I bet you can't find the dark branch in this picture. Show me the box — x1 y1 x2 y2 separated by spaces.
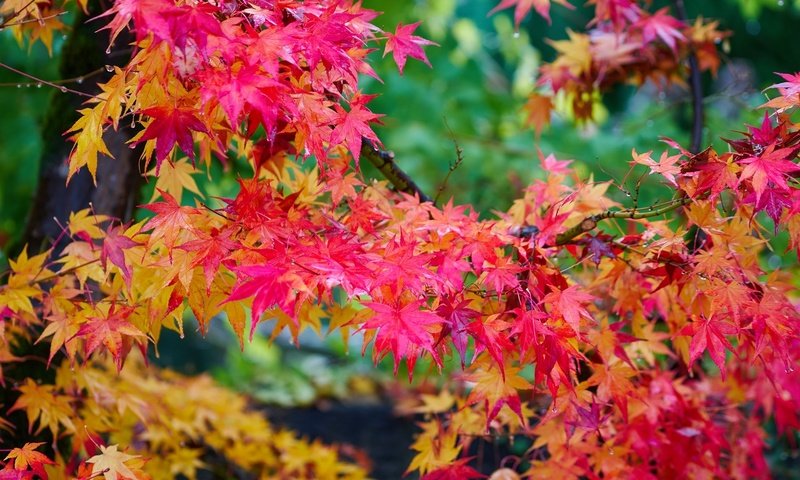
361 137 432 203
671 0 704 154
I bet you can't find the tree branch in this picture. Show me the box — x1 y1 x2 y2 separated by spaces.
554 196 692 245
361 137 432 203
671 0 704 154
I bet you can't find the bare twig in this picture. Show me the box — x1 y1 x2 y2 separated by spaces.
0 61 94 98
361 137 432 203
0 10 67 29
434 123 465 206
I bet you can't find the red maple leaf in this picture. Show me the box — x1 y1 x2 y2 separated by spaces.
141 190 200 249
636 8 685 52
436 297 480 367
74 304 147 371
134 105 207 172
543 285 595 334
490 0 574 27
227 256 299 341
100 224 141 285
330 93 383 164
421 459 484 480
383 22 438 74
680 315 737 379
737 143 800 203
362 296 441 376
178 227 238 291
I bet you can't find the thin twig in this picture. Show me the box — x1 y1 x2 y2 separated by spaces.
0 66 105 87
0 0 38 29
0 61 94 98
671 0 704 153
0 10 67 29
434 122 465 206
361 137 431 203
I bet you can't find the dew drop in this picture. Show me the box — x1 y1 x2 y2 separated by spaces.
179 332 185 339
786 365 795 373
609 448 615 456
106 46 112 54
76 77 84 84
105 65 114 72
513 31 520 39
131 118 136 129
778 0 785 6
60 86 68 93
36 83 42 88
551 406 558 413
16 84 21 88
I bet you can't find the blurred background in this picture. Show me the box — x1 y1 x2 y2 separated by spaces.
2 0 799 477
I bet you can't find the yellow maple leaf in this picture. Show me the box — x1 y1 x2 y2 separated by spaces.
148 158 202 202
66 105 113 183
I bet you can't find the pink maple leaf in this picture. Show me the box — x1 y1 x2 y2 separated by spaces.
383 22 438 74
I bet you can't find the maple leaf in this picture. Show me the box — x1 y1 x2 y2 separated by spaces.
737 143 800 203
637 8 685 52
522 93 554 136
8 379 75 437
134 105 207 172
466 358 531 428
66 105 113 183
631 149 682 185
543 285 595 334
74 304 147 371
227 261 301 340
692 151 740 201
100 224 141 285
178 227 238 291
362 296 442 376
383 22 438 74
407 420 462 475
141 190 200 249
436 298 480 367
771 71 800 99
578 233 618 265
467 314 514 372
679 315 737 379
490 0 574 27
422 458 485 480
4 442 54 478
330 93 383 164
86 444 143 480
148 157 202 202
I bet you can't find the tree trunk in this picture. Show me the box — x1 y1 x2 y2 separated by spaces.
23 0 142 254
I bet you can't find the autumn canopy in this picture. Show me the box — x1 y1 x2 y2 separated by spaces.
1 0 800 478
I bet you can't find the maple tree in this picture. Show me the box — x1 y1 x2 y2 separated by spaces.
1 0 800 479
